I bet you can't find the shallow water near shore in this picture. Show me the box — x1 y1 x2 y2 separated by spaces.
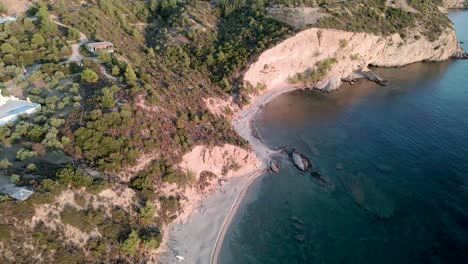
219 11 468 264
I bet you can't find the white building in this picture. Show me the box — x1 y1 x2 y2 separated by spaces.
0 183 34 201
85 41 114 54
0 15 17 24
0 94 41 126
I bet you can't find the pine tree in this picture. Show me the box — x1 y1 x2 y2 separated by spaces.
124 65 137 84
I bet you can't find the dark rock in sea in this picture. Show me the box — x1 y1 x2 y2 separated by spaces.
359 70 390 86
311 171 322 179
290 150 312 172
452 51 468 60
269 159 280 173
310 171 335 190
375 79 390 86
276 147 288 154
341 77 356 85
311 171 327 183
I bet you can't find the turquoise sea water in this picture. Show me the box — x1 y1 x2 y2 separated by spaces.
219 11 468 264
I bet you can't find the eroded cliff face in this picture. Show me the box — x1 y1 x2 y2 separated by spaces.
178 144 261 179
244 27 461 91
164 144 261 225
444 0 466 9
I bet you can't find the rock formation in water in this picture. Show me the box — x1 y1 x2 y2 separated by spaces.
269 159 280 173
291 150 312 172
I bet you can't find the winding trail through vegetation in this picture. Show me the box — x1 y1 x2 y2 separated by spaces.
50 15 88 63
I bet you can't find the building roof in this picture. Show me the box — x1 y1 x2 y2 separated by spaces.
0 99 41 121
86 41 114 49
0 16 17 24
0 183 34 201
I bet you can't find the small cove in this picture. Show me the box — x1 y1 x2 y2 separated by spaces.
218 11 468 264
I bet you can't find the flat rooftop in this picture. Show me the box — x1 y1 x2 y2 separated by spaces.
0 99 41 125
0 16 17 24
0 183 34 201
86 41 114 48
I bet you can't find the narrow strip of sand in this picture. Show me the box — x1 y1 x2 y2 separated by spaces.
160 83 295 264
210 84 296 264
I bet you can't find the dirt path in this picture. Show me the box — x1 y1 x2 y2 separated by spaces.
50 16 117 81
50 15 88 63
88 58 117 81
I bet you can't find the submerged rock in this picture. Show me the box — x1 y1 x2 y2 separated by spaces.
292 222 305 231
311 171 335 190
336 163 344 170
290 216 304 225
294 234 305 243
311 171 324 181
269 159 280 173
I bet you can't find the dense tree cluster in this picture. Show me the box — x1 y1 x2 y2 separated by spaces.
0 6 70 82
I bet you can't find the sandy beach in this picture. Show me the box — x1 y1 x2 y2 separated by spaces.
159 83 295 264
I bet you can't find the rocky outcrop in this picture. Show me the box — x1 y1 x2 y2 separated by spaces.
443 0 466 9
453 50 468 59
244 27 462 92
291 150 312 172
269 159 280 173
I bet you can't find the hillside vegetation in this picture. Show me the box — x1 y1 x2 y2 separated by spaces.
0 0 459 262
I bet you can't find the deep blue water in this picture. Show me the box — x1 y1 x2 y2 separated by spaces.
219 11 468 264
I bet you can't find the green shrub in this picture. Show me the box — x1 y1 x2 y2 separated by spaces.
120 230 141 257
10 174 20 185
26 163 38 172
56 165 93 189
81 69 99 84
16 149 38 161
0 159 12 170
138 201 156 225
289 58 337 85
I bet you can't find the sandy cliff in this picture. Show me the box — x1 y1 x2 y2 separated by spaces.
178 144 261 179
161 144 261 226
244 27 461 92
444 0 466 9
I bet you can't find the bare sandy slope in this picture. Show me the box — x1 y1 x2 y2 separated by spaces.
1 0 31 15
178 144 262 179
443 0 466 8
267 7 329 29
386 0 419 13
